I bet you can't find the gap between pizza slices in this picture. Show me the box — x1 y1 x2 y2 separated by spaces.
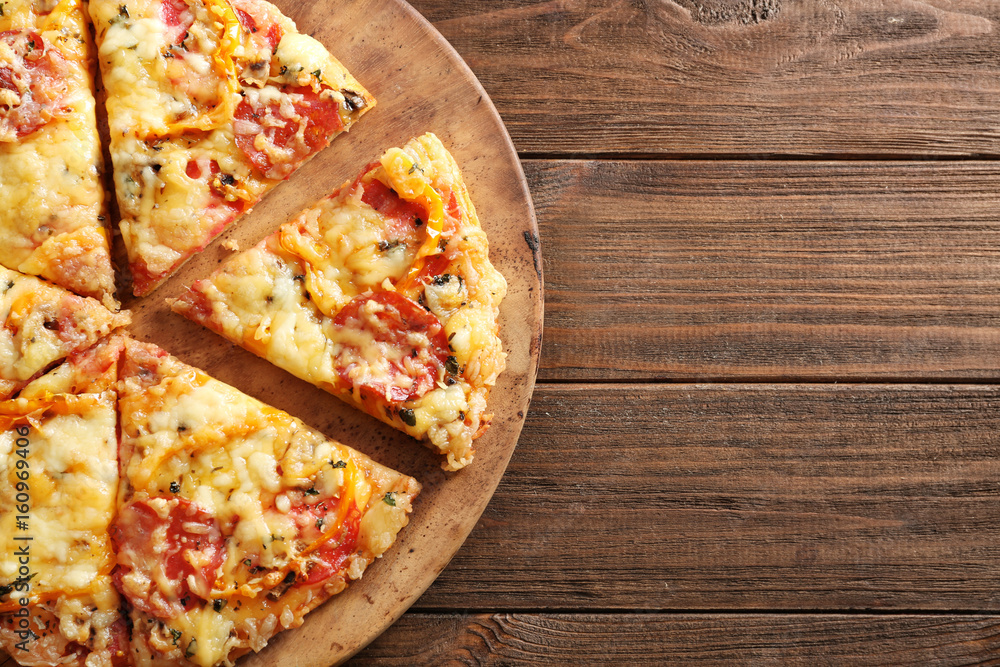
0 0 118 310
171 133 508 470
90 0 375 296
0 331 419 667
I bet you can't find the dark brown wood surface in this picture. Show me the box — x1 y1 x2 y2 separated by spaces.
529 160 1000 381
411 0 1000 158
347 0 1000 664
358 614 1000 665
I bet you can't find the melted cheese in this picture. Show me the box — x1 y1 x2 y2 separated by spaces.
172 134 507 469
0 266 130 399
117 339 418 667
89 0 374 293
0 0 116 307
0 390 122 664
0 395 117 595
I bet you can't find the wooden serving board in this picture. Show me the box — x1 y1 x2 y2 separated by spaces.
132 1 542 664
0 0 540 665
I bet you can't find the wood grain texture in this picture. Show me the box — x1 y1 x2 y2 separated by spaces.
527 159 1000 381
415 384 1000 611
408 0 1000 156
349 613 1000 665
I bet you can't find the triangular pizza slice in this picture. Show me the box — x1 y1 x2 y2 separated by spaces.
0 0 118 308
0 337 127 667
113 338 419 665
90 0 375 295
0 266 130 400
171 133 507 470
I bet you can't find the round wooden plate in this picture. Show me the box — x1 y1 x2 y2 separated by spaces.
122 0 541 664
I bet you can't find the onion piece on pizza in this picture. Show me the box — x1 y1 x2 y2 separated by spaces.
170 133 508 470
89 0 375 295
113 337 419 666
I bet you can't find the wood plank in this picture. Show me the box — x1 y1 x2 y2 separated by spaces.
349 613 1000 665
526 160 1000 381
415 384 1000 611
410 0 1000 156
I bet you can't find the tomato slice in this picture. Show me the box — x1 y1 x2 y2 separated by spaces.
185 158 245 215
0 31 65 139
0 68 15 92
301 504 361 585
264 23 283 51
286 495 343 542
234 7 282 52
411 252 453 287
161 0 194 45
332 291 449 404
234 7 257 33
110 497 225 619
127 254 160 298
233 86 344 180
361 178 430 242
107 618 132 667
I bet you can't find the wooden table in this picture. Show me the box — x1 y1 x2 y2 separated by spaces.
348 1 1000 663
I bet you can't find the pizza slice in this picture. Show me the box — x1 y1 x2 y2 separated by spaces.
0 266 130 400
89 0 375 296
171 133 507 470
113 338 419 666
0 0 118 309
0 338 127 667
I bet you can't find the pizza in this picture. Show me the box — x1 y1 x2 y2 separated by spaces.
0 334 419 667
0 336 127 667
0 266 130 401
113 338 420 666
0 0 118 309
1 0 513 660
170 133 507 470
89 0 375 295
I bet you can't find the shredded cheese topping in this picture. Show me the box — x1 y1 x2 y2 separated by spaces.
172 133 507 470
116 340 418 666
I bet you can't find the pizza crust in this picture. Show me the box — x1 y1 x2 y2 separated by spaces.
172 133 507 470
0 0 117 309
114 337 419 666
90 0 375 295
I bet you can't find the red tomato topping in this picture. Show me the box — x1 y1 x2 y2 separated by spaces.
234 7 281 50
184 159 243 213
446 190 462 220
110 497 225 619
128 254 160 297
184 158 218 180
361 178 430 241
0 31 65 139
0 68 15 92
233 86 344 180
234 7 258 33
302 504 361 585
333 291 449 404
412 252 452 286
264 23 283 51
172 286 217 328
161 0 194 44
107 618 131 667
